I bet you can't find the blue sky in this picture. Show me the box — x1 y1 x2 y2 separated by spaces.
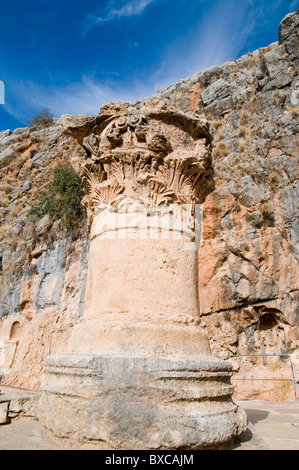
0 0 297 131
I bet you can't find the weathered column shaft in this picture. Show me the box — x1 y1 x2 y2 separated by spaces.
84 238 200 323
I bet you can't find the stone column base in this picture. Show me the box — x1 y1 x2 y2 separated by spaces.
38 354 247 449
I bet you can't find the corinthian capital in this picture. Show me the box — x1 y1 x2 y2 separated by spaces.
61 98 214 231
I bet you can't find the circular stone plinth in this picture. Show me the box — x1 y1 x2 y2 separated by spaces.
38 354 247 450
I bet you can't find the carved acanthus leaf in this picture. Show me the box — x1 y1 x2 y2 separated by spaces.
81 164 106 194
147 157 205 206
80 164 125 225
93 183 125 211
148 179 175 206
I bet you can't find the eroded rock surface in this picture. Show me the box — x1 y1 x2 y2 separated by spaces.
158 11 299 369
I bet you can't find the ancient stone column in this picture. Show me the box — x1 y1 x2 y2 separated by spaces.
38 98 246 449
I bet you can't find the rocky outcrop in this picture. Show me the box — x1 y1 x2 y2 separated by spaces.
155 11 299 399
0 11 298 398
158 11 299 360
0 122 89 389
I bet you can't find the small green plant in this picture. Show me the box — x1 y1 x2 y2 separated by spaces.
238 126 247 138
212 142 230 160
28 163 85 230
210 120 222 131
292 106 299 118
261 201 275 227
267 170 279 190
240 111 249 126
275 379 292 399
267 360 283 372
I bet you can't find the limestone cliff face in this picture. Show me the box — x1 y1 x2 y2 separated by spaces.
0 11 298 395
0 122 89 388
158 11 299 364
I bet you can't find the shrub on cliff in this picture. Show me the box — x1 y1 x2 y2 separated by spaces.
26 107 55 128
28 163 85 231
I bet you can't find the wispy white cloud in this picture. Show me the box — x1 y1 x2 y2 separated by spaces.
4 76 156 123
150 0 293 90
83 0 157 35
3 0 294 128
150 0 256 89
2 1 264 123
104 0 157 20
